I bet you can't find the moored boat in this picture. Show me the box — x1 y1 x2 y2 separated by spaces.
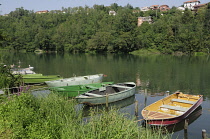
45 74 104 87
20 74 63 84
49 82 114 97
141 91 203 125
11 67 35 75
75 82 136 105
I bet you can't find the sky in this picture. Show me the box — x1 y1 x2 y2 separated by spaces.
0 0 209 15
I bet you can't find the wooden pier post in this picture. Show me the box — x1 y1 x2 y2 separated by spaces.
144 89 147 107
184 119 189 139
184 128 188 139
135 100 138 118
202 129 207 139
106 93 109 111
184 119 189 129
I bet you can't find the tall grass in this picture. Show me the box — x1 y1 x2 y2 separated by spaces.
0 93 172 139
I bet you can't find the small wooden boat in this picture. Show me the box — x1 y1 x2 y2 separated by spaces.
45 74 104 87
20 74 63 84
11 67 36 75
49 82 114 97
141 91 203 125
75 82 136 105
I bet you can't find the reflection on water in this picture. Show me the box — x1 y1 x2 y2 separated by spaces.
81 95 136 117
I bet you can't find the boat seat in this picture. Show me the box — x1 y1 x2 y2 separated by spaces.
85 93 102 97
171 99 195 104
111 85 132 89
160 105 188 112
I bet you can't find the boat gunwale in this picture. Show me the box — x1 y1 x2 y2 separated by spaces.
45 74 104 83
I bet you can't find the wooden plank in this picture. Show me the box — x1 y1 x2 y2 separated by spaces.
160 105 188 112
111 85 132 89
171 99 195 104
85 93 102 97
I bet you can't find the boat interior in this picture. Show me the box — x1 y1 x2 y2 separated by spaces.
142 92 202 119
82 83 135 97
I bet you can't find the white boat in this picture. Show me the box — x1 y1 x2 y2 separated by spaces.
45 74 104 87
11 68 36 75
76 82 136 105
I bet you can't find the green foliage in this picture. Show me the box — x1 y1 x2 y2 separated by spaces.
130 49 161 55
0 64 22 90
0 93 172 139
0 5 209 54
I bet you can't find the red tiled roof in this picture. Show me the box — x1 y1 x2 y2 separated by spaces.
184 0 200 3
150 5 159 7
160 5 169 7
193 3 208 8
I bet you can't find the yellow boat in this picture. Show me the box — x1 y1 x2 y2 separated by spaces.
141 91 203 125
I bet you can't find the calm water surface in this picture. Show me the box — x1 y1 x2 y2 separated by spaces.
2 52 210 139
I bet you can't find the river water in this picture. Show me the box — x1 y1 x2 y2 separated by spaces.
2 52 210 139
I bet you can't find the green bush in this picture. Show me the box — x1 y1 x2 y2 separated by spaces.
0 93 172 139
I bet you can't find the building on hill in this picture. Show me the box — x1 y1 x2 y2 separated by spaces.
159 5 170 11
35 10 49 14
150 5 159 10
140 7 150 12
193 3 209 12
138 16 152 26
183 0 200 10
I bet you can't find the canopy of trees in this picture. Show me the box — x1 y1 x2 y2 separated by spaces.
0 3 210 54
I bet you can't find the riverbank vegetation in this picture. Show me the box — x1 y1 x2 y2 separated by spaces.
0 3 210 55
0 93 172 139
0 64 22 92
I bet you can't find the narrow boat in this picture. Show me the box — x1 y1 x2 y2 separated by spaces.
75 82 136 105
141 91 203 125
20 74 63 84
45 74 104 87
11 67 36 74
49 82 114 97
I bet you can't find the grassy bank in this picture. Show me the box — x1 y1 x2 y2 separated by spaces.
0 93 172 139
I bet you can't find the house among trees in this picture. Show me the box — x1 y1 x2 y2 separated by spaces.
140 7 150 12
159 5 170 11
149 5 159 10
109 10 116 16
35 10 49 14
138 16 152 26
183 0 200 10
193 3 209 12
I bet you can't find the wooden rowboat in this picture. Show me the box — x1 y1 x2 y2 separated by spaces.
141 92 203 125
49 82 114 97
75 82 136 105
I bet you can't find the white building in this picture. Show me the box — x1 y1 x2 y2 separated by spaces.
109 10 116 16
140 7 150 12
183 0 200 10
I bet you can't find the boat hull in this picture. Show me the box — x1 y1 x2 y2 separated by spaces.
19 74 62 84
45 74 104 87
49 82 114 97
141 92 203 125
76 82 136 105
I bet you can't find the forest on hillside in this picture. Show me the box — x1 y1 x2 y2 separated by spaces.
0 3 210 54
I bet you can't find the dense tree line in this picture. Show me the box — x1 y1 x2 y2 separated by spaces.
0 3 210 54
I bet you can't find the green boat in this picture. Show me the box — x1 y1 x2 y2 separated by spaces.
18 74 63 84
49 82 114 97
